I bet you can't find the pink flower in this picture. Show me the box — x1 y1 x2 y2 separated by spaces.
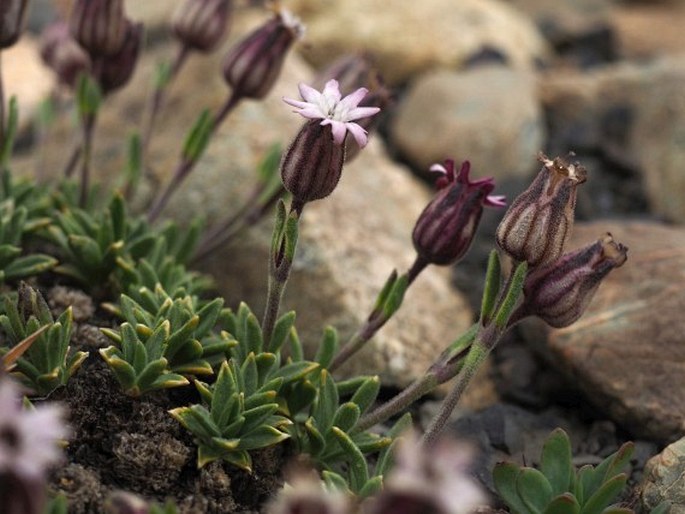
283 79 380 147
0 378 69 479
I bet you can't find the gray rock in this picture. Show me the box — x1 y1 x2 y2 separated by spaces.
540 56 685 222
640 436 685 513
289 0 550 85
521 221 685 442
507 0 617 67
391 66 545 180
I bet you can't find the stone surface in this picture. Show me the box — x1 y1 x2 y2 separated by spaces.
289 0 550 85
18 12 475 390
540 56 685 222
640 436 685 512
3 37 54 133
611 3 685 60
507 0 616 67
391 66 545 180
521 221 685 443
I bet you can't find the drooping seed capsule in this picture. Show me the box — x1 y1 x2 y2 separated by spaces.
172 0 233 53
69 0 127 58
97 21 143 94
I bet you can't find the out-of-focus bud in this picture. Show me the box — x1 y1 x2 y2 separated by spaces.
97 21 143 94
172 0 232 52
515 233 628 328
266 465 349 514
104 491 149 514
369 431 485 514
280 121 345 208
0 0 29 49
413 159 506 266
313 52 376 95
496 153 587 267
69 0 127 57
40 21 91 88
222 7 304 100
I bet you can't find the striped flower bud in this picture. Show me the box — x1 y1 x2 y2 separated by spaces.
69 0 127 58
496 154 587 267
222 8 304 100
413 160 505 266
516 233 627 328
172 0 232 53
0 0 29 49
97 21 143 94
280 121 345 208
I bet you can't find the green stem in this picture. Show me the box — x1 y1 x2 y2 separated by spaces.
355 372 438 432
0 52 5 151
79 113 96 208
142 44 190 160
421 337 492 448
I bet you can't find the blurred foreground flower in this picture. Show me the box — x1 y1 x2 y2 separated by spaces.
367 431 485 514
0 376 69 514
267 465 351 514
69 0 128 58
40 21 91 88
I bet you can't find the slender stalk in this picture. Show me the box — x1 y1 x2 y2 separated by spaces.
329 255 429 372
63 143 83 178
146 159 193 222
141 44 190 158
146 92 242 223
421 339 491 448
356 372 438 432
261 201 302 347
78 113 96 207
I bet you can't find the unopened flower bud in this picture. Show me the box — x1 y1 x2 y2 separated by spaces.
0 0 29 49
413 160 505 266
69 0 127 57
280 121 345 207
222 8 304 100
40 21 91 88
496 153 587 267
97 21 143 94
172 0 232 52
517 233 627 328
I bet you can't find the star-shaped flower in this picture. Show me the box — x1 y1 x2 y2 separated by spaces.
283 79 380 147
429 159 506 207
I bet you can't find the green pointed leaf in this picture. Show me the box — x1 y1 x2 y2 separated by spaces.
268 311 295 353
517 467 553 514
580 474 627 514
241 352 259 396
237 425 289 451
382 273 408 318
313 370 338 431
480 250 501 324
136 358 170 392
331 426 369 493
331 402 360 434
494 462 533 514
241 403 279 435
304 417 325 456
349 376 380 415
322 470 351 494
220 449 252 472
358 475 383 499
543 494 581 514
541 428 573 496
182 109 213 162
315 326 338 369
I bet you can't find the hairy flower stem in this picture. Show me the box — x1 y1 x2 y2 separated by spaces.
356 373 438 433
146 92 241 223
262 200 301 348
421 338 492 448
79 112 97 207
141 44 190 159
329 256 428 373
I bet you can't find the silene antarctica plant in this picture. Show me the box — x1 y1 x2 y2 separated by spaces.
0 1 642 513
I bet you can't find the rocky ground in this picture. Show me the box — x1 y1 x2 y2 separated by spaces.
6 0 685 512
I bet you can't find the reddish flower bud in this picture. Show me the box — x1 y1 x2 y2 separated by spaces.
496 153 587 267
172 0 232 53
97 21 143 94
40 21 91 88
280 121 345 207
222 8 304 100
516 233 627 328
413 160 505 266
0 0 29 49
69 0 127 57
